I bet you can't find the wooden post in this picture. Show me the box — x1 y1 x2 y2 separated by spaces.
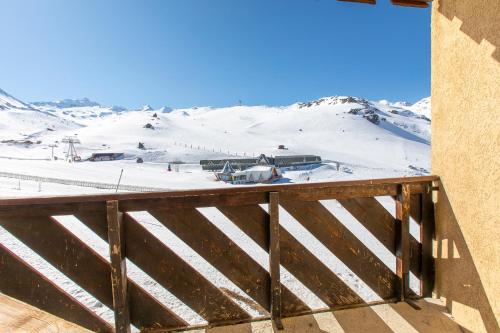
421 184 435 297
268 192 283 330
107 200 131 333
395 184 410 301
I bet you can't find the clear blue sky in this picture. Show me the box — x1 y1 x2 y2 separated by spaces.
0 0 430 108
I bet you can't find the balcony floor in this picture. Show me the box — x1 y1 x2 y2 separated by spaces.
184 299 464 333
0 293 91 333
1 293 465 333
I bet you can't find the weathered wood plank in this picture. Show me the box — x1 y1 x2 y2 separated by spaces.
279 184 398 202
280 200 397 300
338 197 421 277
150 208 269 314
0 201 106 219
123 214 250 322
280 228 365 307
0 180 433 218
0 243 113 332
77 211 250 322
0 216 188 330
122 184 408 211
421 190 435 297
268 192 283 329
216 206 309 316
395 184 411 301
106 201 130 333
0 176 439 212
338 197 396 250
217 205 364 309
410 194 422 224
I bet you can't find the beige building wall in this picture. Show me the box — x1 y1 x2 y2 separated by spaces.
431 0 500 332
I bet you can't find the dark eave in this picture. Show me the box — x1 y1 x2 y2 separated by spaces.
338 0 431 8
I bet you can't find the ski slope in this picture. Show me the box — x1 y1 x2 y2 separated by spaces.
0 88 431 196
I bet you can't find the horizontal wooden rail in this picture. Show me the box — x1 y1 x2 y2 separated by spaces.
0 176 438 215
0 175 438 205
0 176 437 332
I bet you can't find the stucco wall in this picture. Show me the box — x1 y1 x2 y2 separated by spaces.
431 0 500 332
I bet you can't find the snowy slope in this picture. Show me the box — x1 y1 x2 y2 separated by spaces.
0 88 33 110
0 89 81 142
32 98 128 125
0 88 431 193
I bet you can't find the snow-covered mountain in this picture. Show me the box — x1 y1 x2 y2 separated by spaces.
409 97 431 119
0 88 35 110
31 97 101 109
30 97 129 125
0 88 431 191
0 89 81 141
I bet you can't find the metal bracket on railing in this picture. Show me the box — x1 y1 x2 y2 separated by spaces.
426 184 440 193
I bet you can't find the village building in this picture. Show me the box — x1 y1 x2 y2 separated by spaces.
273 155 322 168
201 154 321 171
88 152 125 161
215 161 236 182
215 161 282 184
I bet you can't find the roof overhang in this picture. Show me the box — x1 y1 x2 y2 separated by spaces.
338 0 431 8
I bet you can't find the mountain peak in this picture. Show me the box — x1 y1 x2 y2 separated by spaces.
160 106 173 113
141 105 153 111
297 96 367 108
409 97 431 119
31 98 101 109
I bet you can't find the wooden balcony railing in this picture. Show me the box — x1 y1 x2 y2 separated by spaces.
0 176 438 332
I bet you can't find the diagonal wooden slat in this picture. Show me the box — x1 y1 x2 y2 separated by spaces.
338 197 396 250
76 211 250 323
280 227 365 307
280 200 397 300
206 207 310 317
151 208 271 314
124 214 250 322
0 216 188 330
0 243 113 333
217 205 364 310
338 197 421 276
